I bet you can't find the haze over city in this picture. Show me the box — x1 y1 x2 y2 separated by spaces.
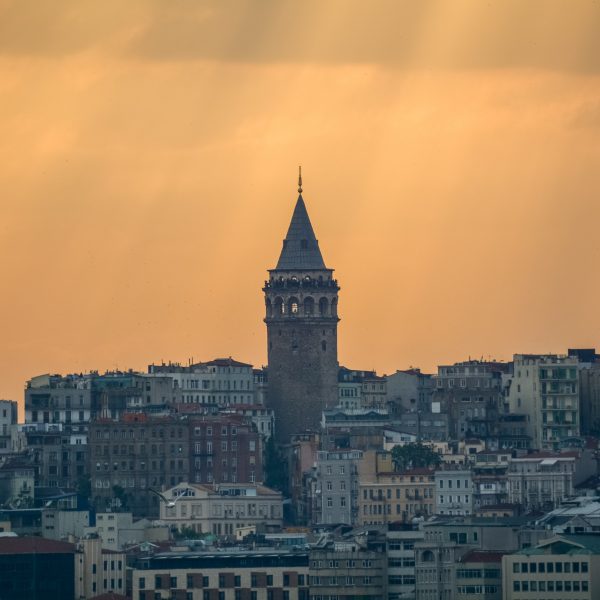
2 0 600 408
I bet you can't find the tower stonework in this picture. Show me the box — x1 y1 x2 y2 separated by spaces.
264 181 340 443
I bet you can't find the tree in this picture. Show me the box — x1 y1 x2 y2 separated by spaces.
264 437 287 493
391 443 442 471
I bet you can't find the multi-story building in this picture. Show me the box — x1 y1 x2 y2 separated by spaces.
506 354 580 449
89 412 262 518
507 452 577 512
455 550 504 600
0 536 76 600
0 454 34 507
158 482 283 537
148 358 255 407
189 414 263 486
131 548 310 600
385 368 435 415
19 422 87 491
386 523 424 600
310 545 386 599
502 534 600 599
470 451 511 511
0 400 18 454
433 361 506 441
314 449 362 525
362 374 387 410
573 348 600 436
76 534 127 599
264 179 340 442
359 469 435 525
337 367 367 410
434 469 474 516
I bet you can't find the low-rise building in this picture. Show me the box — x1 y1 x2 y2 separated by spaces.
158 482 283 537
455 550 504 600
131 548 310 600
502 534 600 599
0 536 75 600
359 469 435 525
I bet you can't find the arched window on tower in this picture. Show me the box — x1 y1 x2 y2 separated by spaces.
304 297 315 315
319 297 329 316
265 298 272 318
288 297 299 315
331 297 338 317
274 297 284 315
322 341 327 352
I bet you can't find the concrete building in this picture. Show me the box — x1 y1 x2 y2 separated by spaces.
84 511 170 551
309 545 386 600
455 550 504 600
506 451 588 512
314 449 362 525
435 469 474 516
0 400 18 454
506 354 580 449
386 523 424 600
502 534 600 599
433 361 506 442
264 180 340 442
41 508 90 540
75 534 127 599
0 536 76 600
89 412 262 517
385 369 435 415
132 548 310 600
359 469 435 525
0 454 34 507
148 358 255 407
158 482 283 537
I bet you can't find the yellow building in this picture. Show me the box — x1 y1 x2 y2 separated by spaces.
358 469 435 525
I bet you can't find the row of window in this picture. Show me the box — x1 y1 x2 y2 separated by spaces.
311 560 372 569
513 580 589 593
513 560 588 573
310 576 373 586
363 487 433 500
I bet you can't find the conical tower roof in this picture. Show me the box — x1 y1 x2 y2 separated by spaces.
275 194 327 270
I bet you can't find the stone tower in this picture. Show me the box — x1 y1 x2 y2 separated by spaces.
264 171 340 443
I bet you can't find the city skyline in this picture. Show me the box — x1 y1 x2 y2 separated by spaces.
2 1 600 407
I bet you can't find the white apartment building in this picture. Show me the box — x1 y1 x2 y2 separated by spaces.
158 482 283 536
507 453 576 512
148 358 256 406
435 469 474 516
506 354 580 449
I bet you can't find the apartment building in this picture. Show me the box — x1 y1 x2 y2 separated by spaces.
434 469 474 516
502 534 600 599
359 469 435 525
131 549 310 600
158 482 283 537
387 523 424 600
507 452 576 512
506 354 580 449
314 449 362 525
0 399 17 454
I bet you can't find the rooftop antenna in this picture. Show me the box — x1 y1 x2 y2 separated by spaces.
298 165 303 194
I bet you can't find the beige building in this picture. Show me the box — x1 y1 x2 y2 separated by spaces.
358 469 435 525
75 534 126 599
502 534 600 599
159 482 283 536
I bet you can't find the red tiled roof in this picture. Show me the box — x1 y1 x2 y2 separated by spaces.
0 537 75 555
460 550 506 563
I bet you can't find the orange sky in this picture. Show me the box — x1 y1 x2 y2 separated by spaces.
2 1 600 412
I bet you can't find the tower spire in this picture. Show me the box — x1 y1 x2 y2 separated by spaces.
298 165 302 194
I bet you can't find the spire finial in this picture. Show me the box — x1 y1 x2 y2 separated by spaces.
298 165 303 194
